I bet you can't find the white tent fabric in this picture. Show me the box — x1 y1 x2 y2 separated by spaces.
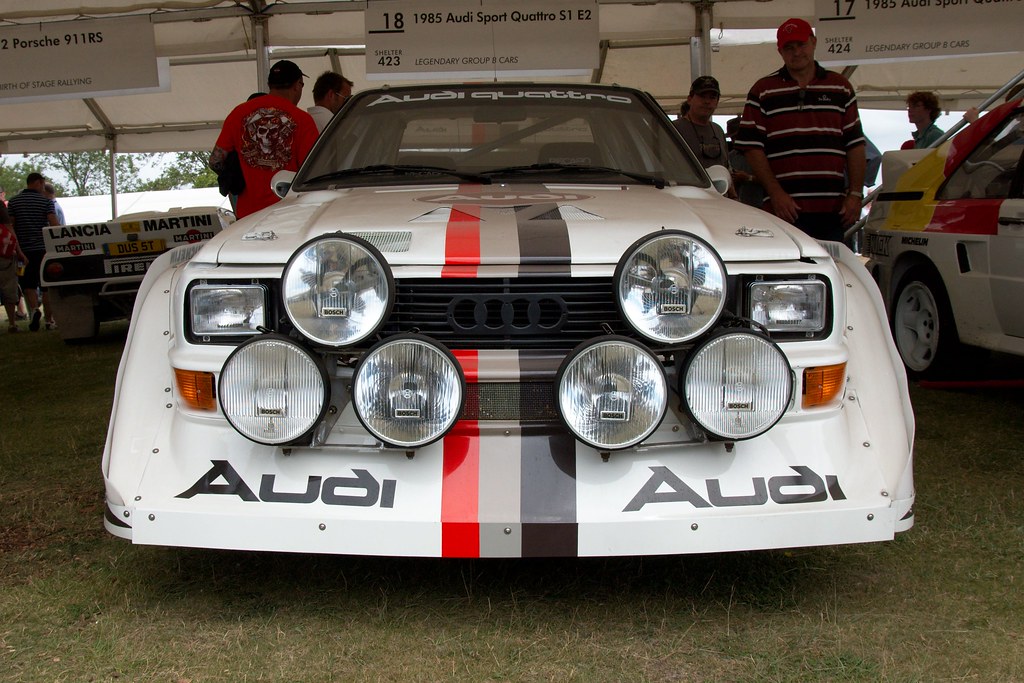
1 0 1021 154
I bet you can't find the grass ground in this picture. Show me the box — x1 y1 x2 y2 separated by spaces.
1 323 1022 682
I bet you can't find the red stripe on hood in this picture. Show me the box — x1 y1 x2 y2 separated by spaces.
442 190 481 278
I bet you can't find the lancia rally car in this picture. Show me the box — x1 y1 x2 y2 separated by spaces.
103 83 915 557
865 96 1024 377
42 207 233 341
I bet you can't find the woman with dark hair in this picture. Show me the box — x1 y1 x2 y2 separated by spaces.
906 91 944 149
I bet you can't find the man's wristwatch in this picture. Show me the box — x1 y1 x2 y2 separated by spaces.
847 190 864 198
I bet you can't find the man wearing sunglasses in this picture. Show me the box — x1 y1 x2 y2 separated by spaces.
734 18 866 242
674 76 736 199
308 71 354 133
674 77 731 170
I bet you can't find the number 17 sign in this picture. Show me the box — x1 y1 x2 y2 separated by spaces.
815 0 1022 64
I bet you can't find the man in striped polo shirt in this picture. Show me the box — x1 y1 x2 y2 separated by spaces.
8 172 59 331
735 18 866 242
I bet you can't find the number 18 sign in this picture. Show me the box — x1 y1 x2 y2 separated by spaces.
365 0 599 80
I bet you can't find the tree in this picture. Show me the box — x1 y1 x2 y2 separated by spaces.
137 151 219 191
33 151 162 195
4 151 220 197
0 156 41 196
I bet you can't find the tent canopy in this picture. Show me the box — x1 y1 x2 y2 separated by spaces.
1 0 1021 154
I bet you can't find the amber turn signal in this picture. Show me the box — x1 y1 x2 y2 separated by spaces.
174 368 217 411
802 363 846 409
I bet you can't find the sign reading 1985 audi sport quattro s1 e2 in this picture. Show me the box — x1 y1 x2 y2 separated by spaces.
102 83 915 557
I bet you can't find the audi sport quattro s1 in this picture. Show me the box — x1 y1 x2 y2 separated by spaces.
103 83 915 557
864 97 1024 377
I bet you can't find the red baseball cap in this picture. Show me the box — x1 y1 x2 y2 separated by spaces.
777 18 814 48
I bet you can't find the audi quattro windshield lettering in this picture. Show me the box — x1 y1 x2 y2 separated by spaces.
102 83 914 558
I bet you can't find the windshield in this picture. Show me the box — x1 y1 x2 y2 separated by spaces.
295 85 706 190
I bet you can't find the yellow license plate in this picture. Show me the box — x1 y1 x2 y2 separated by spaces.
104 239 165 256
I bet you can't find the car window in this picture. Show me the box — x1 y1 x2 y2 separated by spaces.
939 109 1024 200
296 86 705 189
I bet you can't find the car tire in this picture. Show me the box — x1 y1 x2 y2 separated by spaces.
890 268 960 378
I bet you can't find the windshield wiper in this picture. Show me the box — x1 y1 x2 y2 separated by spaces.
480 163 666 189
304 164 491 185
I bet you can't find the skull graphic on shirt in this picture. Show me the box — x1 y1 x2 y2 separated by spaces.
241 108 297 169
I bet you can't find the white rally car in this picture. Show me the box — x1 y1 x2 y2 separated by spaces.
103 83 914 557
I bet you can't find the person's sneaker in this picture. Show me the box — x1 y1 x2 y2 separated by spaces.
7 325 18 333
29 309 41 331
15 311 28 320
45 320 58 330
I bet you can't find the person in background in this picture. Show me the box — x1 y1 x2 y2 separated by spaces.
43 182 65 225
7 172 59 331
905 91 945 149
0 182 26 321
735 18 866 242
209 60 319 219
726 117 764 208
673 76 736 198
307 71 353 133
674 77 731 169
964 83 1024 123
0 203 27 333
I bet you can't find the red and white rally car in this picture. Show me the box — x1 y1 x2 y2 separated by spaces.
103 83 914 558
864 97 1024 377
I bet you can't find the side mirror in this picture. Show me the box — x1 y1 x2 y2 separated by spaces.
271 170 296 199
706 165 731 196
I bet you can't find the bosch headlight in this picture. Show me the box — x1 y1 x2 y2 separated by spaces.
219 335 329 445
557 337 667 450
682 330 792 440
282 235 393 346
353 335 465 449
190 284 266 337
615 231 726 344
749 279 827 334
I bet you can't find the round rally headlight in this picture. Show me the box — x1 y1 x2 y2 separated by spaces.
353 335 465 448
219 335 329 445
682 330 792 440
282 234 393 346
557 337 668 451
615 230 727 343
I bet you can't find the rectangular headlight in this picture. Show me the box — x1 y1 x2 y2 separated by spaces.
748 280 826 333
190 284 266 337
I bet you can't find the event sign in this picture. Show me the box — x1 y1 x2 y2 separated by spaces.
365 0 599 80
0 16 164 102
815 0 1023 64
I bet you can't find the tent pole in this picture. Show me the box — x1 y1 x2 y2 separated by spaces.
109 137 118 219
690 1 714 80
254 16 269 92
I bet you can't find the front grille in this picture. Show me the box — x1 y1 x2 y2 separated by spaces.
384 277 632 350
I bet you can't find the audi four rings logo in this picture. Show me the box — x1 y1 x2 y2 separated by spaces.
448 294 568 335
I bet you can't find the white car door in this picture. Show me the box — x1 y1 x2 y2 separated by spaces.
987 109 1024 338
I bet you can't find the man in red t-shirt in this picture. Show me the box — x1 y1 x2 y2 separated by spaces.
209 60 319 218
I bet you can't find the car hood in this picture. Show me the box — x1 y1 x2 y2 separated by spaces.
206 183 827 266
